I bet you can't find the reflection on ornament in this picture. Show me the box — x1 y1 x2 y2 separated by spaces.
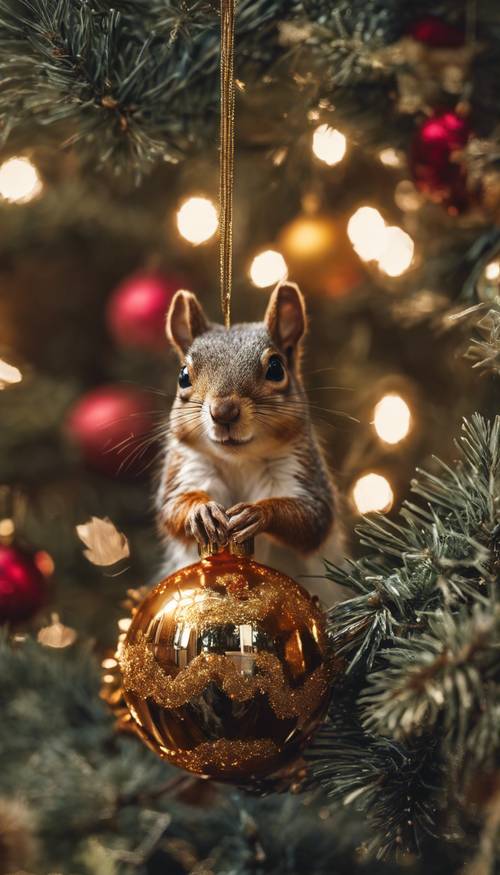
352 473 393 514
177 197 218 245
394 180 424 212
0 157 42 204
374 394 411 444
250 250 288 288
377 227 414 277
477 259 500 303
312 125 347 166
347 207 386 262
379 148 403 168
119 544 334 783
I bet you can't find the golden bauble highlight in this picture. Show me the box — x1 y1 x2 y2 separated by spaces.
119 544 334 783
278 213 363 298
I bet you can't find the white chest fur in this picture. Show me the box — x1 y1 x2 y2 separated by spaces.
160 441 343 606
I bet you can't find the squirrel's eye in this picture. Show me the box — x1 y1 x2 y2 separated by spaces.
178 365 192 389
265 355 285 382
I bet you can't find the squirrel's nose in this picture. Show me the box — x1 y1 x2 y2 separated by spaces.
210 397 240 425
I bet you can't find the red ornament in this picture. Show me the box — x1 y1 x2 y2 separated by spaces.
0 544 46 624
407 16 464 48
107 273 184 351
65 385 158 477
410 111 471 212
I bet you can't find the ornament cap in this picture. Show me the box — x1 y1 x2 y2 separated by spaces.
198 538 254 559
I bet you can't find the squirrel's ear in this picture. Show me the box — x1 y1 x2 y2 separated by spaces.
166 290 209 357
264 282 306 353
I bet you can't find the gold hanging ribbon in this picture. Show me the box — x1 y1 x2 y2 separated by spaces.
219 0 235 328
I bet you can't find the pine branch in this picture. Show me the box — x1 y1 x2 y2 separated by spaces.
361 607 500 755
325 415 499 674
0 0 286 178
306 695 446 858
308 416 500 860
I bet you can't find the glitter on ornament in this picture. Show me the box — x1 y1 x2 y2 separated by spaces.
119 542 335 783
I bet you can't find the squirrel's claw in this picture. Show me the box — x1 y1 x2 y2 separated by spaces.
227 503 265 542
186 501 228 546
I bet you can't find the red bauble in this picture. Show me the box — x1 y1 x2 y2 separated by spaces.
408 16 464 48
410 111 471 212
107 273 184 350
0 544 46 624
65 385 158 477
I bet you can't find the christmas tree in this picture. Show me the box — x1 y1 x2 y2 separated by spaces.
1 1 499 873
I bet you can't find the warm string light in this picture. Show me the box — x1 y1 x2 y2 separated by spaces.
352 473 394 514
374 394 411 444
485 261 500 281
347 206 414 277
177 196 218 245
378 147 403 168
394 180 424 212
377 227 414 277
312 124 347 166
0 358 22 389
0 156 42 203
347 207 387 262
0 518 15 538
250 249 288 288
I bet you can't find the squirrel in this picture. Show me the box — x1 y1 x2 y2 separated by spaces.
156 281 343 605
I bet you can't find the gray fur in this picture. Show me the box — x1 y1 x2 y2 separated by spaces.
187 323 281 396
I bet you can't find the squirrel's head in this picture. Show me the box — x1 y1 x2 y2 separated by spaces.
166 282 307 456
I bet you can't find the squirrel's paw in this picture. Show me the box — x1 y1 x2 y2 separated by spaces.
227 503 266 543
186 501 229 546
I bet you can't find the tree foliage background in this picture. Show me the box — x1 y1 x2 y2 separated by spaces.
0 1 500 873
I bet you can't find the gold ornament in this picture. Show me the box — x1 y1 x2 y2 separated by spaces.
119 541 336 783
278 213 362 298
